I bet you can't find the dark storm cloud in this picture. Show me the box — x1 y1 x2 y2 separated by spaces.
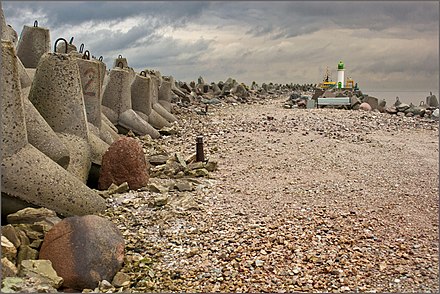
1 1 438 89
3 1 211 28
208 1 438 39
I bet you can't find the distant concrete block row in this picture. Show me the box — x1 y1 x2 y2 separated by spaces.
1 14 177 218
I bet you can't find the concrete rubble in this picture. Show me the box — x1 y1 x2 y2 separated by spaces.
284 85 439 120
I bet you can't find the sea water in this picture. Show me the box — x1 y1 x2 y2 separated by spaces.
362 90 439 107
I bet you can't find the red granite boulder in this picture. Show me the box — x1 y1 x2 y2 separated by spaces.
38 215 124 291
98 137 149 190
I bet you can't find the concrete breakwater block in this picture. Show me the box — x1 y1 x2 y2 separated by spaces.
102 67 159 137
77 56 116 147
1 40 106 217
28 49 93 183
1 3 17 45
113 54 128 69
23 98 70 168
77 58 104 129
148 71 177 123
129 71 169 129
130 73 160 138
16 22 50 68
158 76 173 112
153 102 177 123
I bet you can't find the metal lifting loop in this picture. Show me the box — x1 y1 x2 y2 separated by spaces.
54 38 68 54
118 54 122 59
140 71 146 77
33 20 38 27
79 44 84 53
99 56 103 62
82 50 90 60
69 37 74 44
117 62 124 69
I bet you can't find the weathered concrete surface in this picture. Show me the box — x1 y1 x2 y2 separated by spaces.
102 67 159 136
27 52 93 182
77 58 103 129
1 40 105 217
130 74 160 138
23 98 70 168
153 102 177 123
158 77 172 112
16 24 50 68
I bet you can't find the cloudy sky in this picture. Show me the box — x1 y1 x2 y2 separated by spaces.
2 1 439 92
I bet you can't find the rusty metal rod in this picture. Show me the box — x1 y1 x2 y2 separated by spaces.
196 136 204 162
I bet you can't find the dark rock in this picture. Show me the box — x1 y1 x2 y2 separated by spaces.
426 93 439 107
350 95 361 108
98 137 149 190
39 215 125 291
378 99 387 112
363 96 378 110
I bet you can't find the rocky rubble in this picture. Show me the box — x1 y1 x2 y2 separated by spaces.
285 86 440 120
94 95 438 293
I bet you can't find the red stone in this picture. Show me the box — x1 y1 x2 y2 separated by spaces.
39 215 124 291
98 137 149 190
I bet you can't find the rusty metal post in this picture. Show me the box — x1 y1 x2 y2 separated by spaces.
196 136 204 162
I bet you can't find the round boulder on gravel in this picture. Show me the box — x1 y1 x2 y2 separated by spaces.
98 137 149 190
359 102 372 111
38 215 125 291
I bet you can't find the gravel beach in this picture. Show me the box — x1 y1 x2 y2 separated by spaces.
100 95 439 293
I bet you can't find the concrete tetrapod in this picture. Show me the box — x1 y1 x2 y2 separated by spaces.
1 4 18 46
101 113 120 143
101 67 160 137
76 56 116 147
16 56 71 168
1 40 106 217
149 73 177 123
113 54 128 69
130 73 161 138
23 98 71 168
130 71 170 130
28 49 92 183
16 23 51 68
158 76 173 112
